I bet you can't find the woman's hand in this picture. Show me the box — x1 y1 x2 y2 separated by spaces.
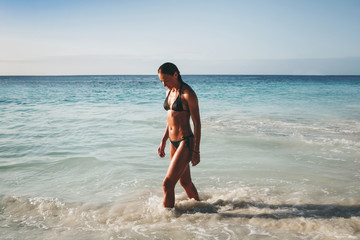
191 151 200 166
158 142 166 158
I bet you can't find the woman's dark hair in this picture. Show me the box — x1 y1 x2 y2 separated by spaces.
158 62 183 84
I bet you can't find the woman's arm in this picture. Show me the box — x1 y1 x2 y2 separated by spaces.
187 90 201 166
158 123 169 158
162 123 169 143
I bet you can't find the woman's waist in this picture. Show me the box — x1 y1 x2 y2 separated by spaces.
168 127 193 141
169 133 194 143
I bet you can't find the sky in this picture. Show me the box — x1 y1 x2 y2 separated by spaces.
0 0 359 75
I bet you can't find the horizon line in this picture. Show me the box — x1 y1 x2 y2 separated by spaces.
1 73 360 77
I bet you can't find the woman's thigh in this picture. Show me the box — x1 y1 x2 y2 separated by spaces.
166 141 191 183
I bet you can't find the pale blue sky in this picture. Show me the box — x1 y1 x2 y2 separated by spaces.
0 0 359 75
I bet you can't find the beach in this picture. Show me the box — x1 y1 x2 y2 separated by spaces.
1 75 359 239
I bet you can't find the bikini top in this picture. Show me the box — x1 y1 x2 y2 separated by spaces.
163 84 185 111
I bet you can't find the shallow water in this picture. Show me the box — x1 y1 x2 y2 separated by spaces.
1 75 360 239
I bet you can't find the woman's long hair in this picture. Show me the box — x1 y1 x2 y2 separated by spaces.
158 62 184 84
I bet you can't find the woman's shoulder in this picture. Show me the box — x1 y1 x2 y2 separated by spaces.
182 83 197 100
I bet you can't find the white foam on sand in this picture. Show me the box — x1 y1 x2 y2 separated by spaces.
1 187 359 240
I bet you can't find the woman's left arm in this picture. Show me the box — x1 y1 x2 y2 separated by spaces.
187 90 201 166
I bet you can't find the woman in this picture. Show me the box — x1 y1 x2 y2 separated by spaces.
157 62 201 208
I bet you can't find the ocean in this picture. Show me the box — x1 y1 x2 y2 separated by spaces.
0 75 359 240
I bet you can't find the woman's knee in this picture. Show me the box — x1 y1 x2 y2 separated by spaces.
163 177 175 191
179 178 192 189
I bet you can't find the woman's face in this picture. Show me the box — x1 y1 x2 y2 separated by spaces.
158 72 178 89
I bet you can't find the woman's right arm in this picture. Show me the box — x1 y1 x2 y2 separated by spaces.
158 123 169 158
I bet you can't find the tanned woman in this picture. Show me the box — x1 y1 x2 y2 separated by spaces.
157 62 201 208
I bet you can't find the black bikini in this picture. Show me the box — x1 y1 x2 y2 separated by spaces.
163 84 193 149
163 84 185 111
169 134 194 149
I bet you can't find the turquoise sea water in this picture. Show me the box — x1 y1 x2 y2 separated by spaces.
1 75 360 239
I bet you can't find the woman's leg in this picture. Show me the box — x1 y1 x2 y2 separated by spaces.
163 141 192 208
179 165 200 201
179 137 199 200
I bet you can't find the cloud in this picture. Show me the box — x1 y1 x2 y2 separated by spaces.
0 54 162 75
180 57 360 75
1 55 359 75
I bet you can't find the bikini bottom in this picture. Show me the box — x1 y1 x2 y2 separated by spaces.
169 134 194 149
